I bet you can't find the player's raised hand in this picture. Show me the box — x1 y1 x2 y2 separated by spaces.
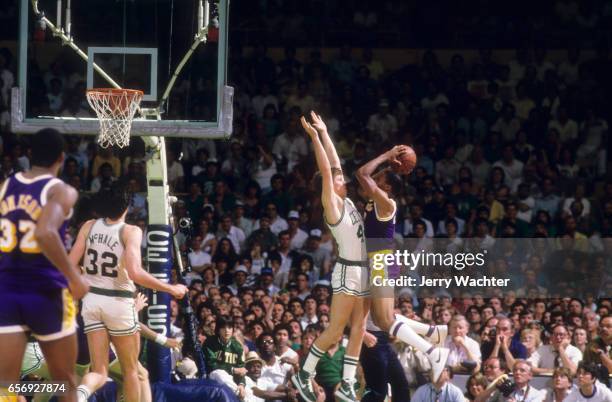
169 283 189 299
386 145 406 169
310 111 327 133
135 292 149 312
69 275 90 300
300 116 318 140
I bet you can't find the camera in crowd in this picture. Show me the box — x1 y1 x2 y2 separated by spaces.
495 375 516 397
178 217 193 231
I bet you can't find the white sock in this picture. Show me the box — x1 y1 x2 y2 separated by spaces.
342 355 359 382
303 343 324 375
76 385 91 402
394 314 436 336
389 319 434 355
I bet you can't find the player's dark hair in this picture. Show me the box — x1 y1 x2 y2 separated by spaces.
385 171 402 196
31 128 65 167
96 183 131 219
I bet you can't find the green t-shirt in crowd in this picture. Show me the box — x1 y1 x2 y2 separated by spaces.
314 345 345 388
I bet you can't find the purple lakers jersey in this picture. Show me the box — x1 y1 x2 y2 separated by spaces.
0 173 70 290
363 199 396 253
364 198 400 280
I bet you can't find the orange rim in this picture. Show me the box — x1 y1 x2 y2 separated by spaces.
86 88 144 97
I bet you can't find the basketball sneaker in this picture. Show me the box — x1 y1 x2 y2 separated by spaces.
429 347 450 383
291 369 316 402
334 379 358 402
426 325 448 346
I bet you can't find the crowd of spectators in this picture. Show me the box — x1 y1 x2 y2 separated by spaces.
5 0 612 49
1 31 612 402
231 0 612 47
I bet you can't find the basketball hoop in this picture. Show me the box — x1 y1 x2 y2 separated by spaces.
86 88 143 148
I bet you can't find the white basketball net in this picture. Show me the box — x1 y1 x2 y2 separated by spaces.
86 88 143 148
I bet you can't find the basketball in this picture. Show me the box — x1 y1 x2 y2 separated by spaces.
397 146 417 174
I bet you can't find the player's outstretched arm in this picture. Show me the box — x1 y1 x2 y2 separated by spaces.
310 111 341 170
139 321 181 349
35 182 89 299
68 219 96 267
122 225 188 299
355 146 407 218
301 116 342 224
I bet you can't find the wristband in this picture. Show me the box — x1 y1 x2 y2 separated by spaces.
154 334 168 345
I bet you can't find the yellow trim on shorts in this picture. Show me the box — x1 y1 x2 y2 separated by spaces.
62 288 76 331
368 249 393 281
0 387 18 402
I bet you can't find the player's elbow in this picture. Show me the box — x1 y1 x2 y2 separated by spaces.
34 227 56 246
355 168 371 187
355 166 366 181
127 265 144 283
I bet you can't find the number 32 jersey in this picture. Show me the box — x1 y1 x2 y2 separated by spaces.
83 219 135 293
0 173 70 290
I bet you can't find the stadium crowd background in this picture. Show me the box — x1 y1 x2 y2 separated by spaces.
1 0 612 400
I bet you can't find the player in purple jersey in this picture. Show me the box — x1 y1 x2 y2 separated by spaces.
356 146 450 384
0 128 89 402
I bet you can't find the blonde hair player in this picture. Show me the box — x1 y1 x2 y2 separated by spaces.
68 186 188 402
290 112 369 402
356 146 450 384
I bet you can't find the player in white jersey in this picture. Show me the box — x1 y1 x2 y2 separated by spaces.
68 187 188 402
291 112 369 402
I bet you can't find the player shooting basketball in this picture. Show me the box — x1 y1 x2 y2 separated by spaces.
0 128 89 402
291 112 369 402
68 186 188 402
356 146 450 386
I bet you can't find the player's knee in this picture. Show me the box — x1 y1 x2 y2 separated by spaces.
137 364 149 381
373 315 393 332
122 366 140 381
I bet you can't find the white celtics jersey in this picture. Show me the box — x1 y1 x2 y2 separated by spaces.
326 197 367 262
83 219 135 293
